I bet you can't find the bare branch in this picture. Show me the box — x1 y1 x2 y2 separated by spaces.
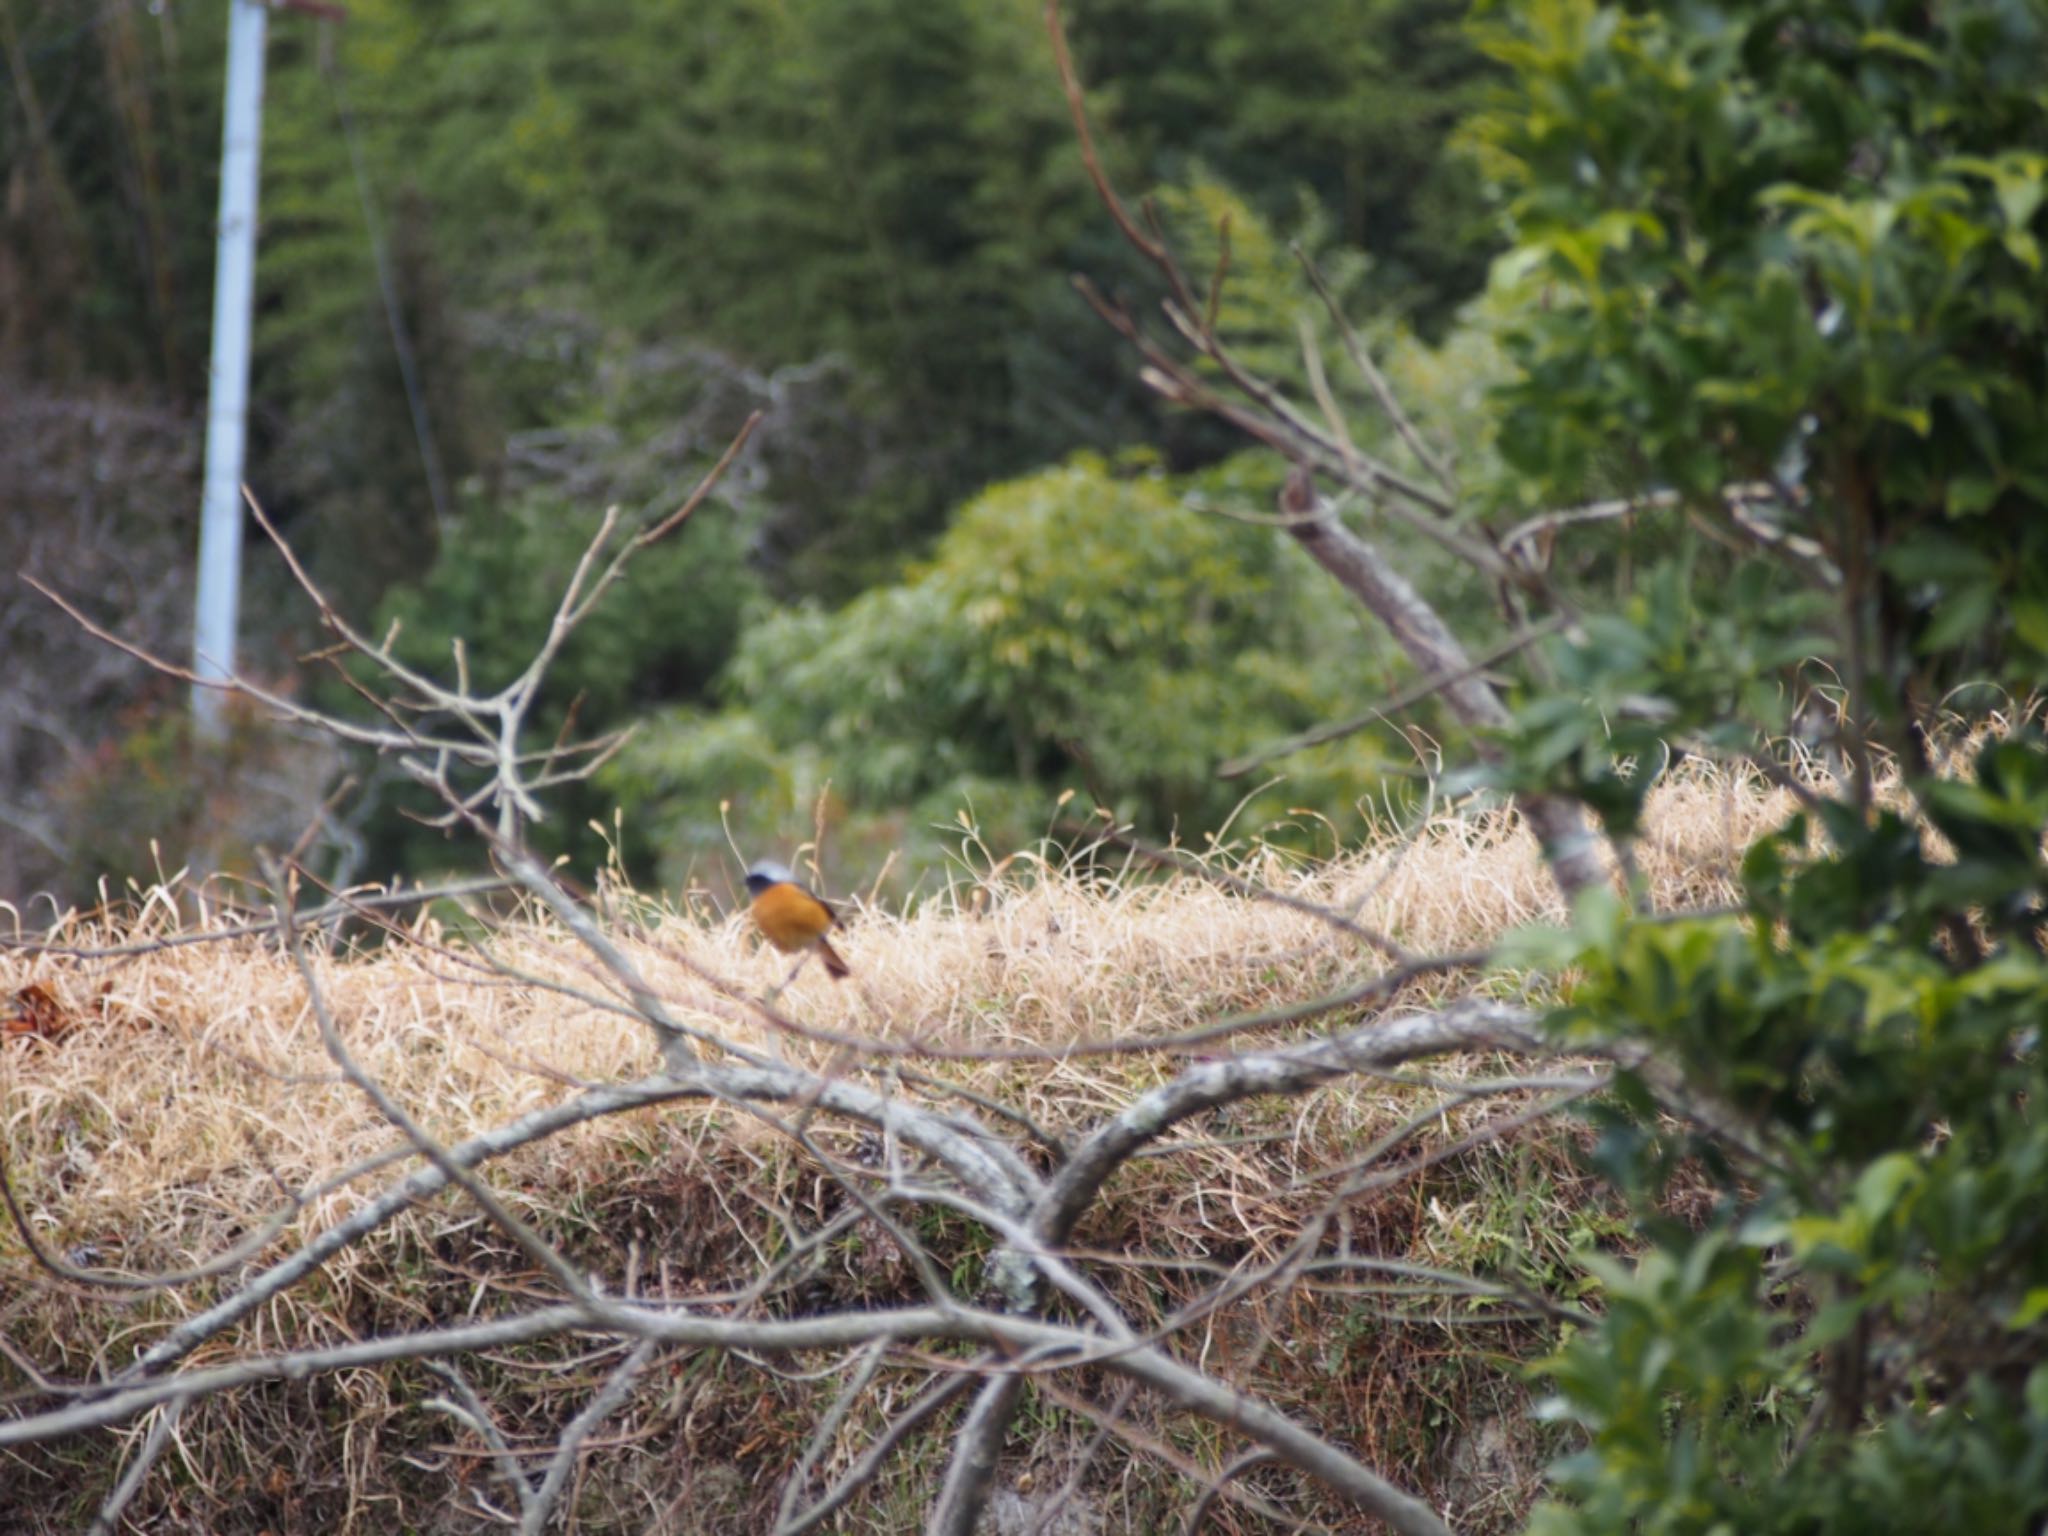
424 1360 541 1525
1294 244 1457 498
1027 1380 1134 1536
1280 469 1609 903
83 1395 185 1536
1043 0 1169 270
1031 1378 1316 1533
774 1340 886 1534
1184 1448 1277 1536
22 1296 1461 1536
773 1365 984 1536
1036 1000 1540 1250
1219 615 1569 779
927 998 1528 1536
522 1338 657 1535
266 855 600 1307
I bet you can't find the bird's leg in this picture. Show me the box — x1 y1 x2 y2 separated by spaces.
764 951 811 1004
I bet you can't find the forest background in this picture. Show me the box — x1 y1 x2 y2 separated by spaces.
2 0 1492 904
5 4 2048 1533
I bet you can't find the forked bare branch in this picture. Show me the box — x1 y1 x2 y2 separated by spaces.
1041 0 1610 917
8 370 1602 1536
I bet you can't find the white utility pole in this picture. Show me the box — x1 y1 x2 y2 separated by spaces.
192 0 270 737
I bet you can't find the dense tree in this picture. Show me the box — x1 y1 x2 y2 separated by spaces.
4 0 1494 580
1071 0 1494 320
1459 1 2048 1528
606 449 1427 894
0 0 222 387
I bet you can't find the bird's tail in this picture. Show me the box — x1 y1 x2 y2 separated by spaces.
818 937 851 980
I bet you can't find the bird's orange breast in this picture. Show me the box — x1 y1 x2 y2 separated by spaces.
750 881 837 952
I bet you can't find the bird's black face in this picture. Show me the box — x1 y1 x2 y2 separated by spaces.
745 861 797 898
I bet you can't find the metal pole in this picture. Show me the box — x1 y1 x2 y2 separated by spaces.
192 0 269 737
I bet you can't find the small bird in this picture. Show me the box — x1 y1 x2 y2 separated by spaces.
744 860 851 980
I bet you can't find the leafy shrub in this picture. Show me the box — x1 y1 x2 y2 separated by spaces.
1460 1 2048 1529
605 452 1426 891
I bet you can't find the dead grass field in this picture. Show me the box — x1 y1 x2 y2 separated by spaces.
0 762 1802 1533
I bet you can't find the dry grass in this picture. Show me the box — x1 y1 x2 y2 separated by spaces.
0 761 1806 1533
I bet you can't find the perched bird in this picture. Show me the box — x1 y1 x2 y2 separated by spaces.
744 860 851 980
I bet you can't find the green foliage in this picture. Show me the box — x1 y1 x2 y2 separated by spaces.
10 0 1494 584
1469 0 2048 686
1072 0 1494 325
1153 177 1374 390
1497 559 1831 836
606 453 1418 891
0 0 225 388
1528 742 2048 1534
376 498 754 727
1468 3 2048 1530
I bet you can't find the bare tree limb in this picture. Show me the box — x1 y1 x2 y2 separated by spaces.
83 1394 185 1536
12 1300 1457 1535
1280 468 1609 902
424 1359 541 1525
1218 615 1569 779
928 999 1532 1534
120 1059 1038 1382
267 854 600 1307
522 1338 657 1535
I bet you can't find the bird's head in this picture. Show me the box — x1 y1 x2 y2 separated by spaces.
744 860 798 897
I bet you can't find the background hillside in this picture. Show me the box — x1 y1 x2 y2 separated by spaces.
0 762 1780 1532
4 4 2047 1533
2 0 1487 904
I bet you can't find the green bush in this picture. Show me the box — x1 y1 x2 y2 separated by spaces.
1459 1 2048 1529
605 452 1428 892
375 495 755 725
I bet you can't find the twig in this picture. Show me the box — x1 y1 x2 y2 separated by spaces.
1031 1378 1315 1533
266 856 599 1307
424 1360 540 1525
0 1130 302 1292
522 1338 657 1535
1294 245 1456 497
1184 1448 1277 1536
123 1050 1041 1381
1025 1380 1135 1536
771 1364 984 1536
773 1340 886 1533
1218 615 1568 778
83 1395 186 1536
1201 215 1232 339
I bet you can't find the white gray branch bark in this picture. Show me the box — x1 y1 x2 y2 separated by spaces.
14 1300 1456 1536
126 1062 1039 1380
1281 469 1608 903
929 999 1537 1535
